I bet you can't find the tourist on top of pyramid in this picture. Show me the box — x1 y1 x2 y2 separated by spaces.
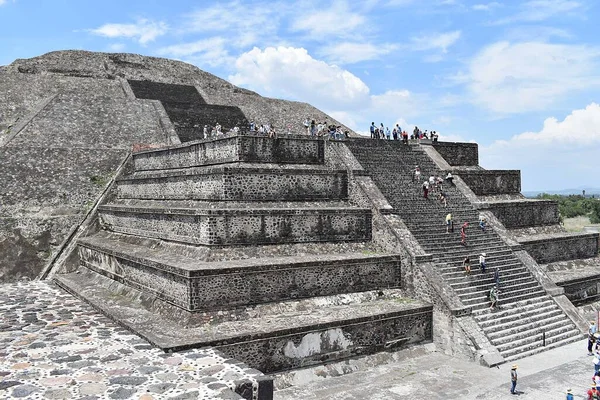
588 382 599 399
446 172 454 185
203 124 209 139
402 130 409 144
422 180 429 199
370 122 376 139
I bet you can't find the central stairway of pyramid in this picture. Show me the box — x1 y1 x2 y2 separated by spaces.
54 134 432 400
345 139 584 363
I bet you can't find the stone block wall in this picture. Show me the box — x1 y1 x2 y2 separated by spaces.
484 200 560 228
98 207 372 245
555 275 600 306
133 135 325 170
117 167 348 201
432 142 478 166
216 305 433 373
459 170 521 195
519 233 599 263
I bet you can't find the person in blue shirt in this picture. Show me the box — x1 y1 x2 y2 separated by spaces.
590 321 598 355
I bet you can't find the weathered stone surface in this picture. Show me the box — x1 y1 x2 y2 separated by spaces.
432 141 478 166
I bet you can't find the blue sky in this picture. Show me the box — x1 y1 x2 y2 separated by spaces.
1 0 599 192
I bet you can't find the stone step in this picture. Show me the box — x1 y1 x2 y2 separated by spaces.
98 202 371 246
442 264 526 282
463 289 546 310
476 303 560 329
472 297 554 319
55 269 433 374
458 280 541 303
496 325 580 355
133 134 325 171
117 163 348 201
452 274 534 294
487 314 571 344
78 235 400 311
419 238 506 251
502 334 584 363
434 248 514 263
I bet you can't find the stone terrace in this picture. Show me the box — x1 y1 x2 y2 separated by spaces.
345 138 583 362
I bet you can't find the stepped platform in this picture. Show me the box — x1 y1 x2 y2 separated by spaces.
78 233 400 311
55 268 433 373
133 134 325 171
547 255 600 305
117 163 348 201
98 200 372 245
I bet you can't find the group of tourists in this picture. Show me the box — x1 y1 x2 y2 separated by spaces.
303 118 349 140
584 322 600 399
368 123 439 143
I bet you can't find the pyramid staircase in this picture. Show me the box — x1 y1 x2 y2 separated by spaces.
55 134 432 381
345 139 583 362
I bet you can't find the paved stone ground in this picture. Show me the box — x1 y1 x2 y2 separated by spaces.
0 281 263 399
274 339 592 400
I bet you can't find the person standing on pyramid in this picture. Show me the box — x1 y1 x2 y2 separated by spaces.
460 222 468 246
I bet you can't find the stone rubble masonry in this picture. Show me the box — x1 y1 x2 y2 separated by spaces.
0 50 354 283
518 232 599 264
479 199 560 228
458 170 522 195
432 141 479 166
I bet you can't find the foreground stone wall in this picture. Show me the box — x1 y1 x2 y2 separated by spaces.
483 200 560 228
432 142 478 166
459 170 521 195
519 233 599 263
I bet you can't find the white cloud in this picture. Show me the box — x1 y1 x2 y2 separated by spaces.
290 1 366 38
229 46 370 110
107 43 126 52
320 42 398 64
464 41 600 114
481 103 600 190
182 1 283 47
472 2 501 11
89 19 167 44
492 0 582 25
157 37 232 67
0 0 6 5
410 30 461 53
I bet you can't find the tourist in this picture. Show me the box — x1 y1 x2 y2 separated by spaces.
203 125 208 139
479 215 487 232
446 172 454 185
460 222 468 246
249 121 256 132
402 130 409 144
566 388 574 400
432 131 439 143
317 121 324 136
215 122 222 135
303 118 310 134
438 191 447 207
380 123 385 139
310 120 316 137
489 286 499 309
589 321 597 356
594 371 600 391
479 252 487 273
462 255 471 274
588 383 599 399
594 351 600 373
392 127 398 141
422 180 429 199
385 127 391 140
413 166 421 183
510 365 518 395
446 213 453 233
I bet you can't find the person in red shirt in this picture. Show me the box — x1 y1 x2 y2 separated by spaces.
587 383 599 399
